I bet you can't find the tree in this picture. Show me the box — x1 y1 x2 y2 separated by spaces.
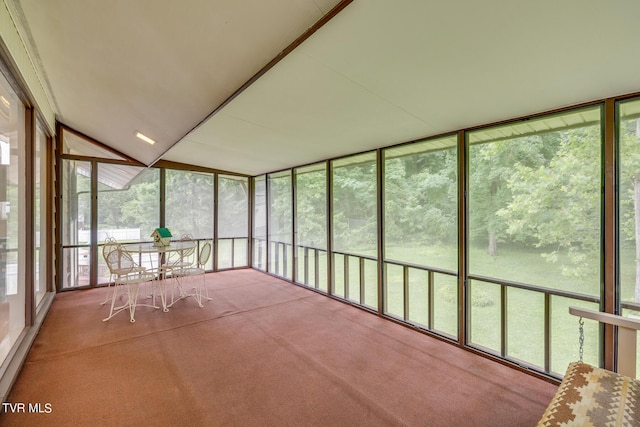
468 135 551 256
296 169 327 249
499 127 601 289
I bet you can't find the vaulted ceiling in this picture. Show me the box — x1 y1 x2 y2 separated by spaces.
11 0 640 175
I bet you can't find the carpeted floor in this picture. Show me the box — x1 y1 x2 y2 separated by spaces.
2 269 557 426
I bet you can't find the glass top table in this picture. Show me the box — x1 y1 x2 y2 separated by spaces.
121 240 196 254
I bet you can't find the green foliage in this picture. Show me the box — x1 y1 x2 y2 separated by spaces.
384 149 457 248
332 159 378 253
218 176 248 239
268 174 292 243
296 169 327 248
165 170 215 239
98 168 160 239
498 127 601 281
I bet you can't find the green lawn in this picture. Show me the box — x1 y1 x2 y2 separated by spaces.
291 243 635 376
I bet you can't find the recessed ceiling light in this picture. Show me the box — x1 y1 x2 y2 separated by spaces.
135 131 156 145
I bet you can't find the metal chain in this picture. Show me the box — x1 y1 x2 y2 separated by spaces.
578 317 584 362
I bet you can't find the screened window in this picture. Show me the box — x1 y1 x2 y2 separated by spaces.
165 169 214 239
268 171 292 279
467 106 602 374
294 163 328 292
618 97 640 374
61 159 91 288
97 165 159 282
332 152 377 304
218 175 248 269
383 136 458 337
252 176 267 270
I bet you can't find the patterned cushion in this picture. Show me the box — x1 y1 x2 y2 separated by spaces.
537 361 640 426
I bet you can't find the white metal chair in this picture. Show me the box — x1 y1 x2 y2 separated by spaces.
172 242 212 307
99 237 121 306
158 235 196 309
103 246 157 323
161 234 195 273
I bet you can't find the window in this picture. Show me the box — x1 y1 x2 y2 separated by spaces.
331 153 377 305
467 106 602 373
294 163 328 292
218 175 248 269
617 97 640 374
268 171 292 279
61 160 91 288
252 176 267 270
0 72 25 364
97 165 159 281
383 136 458 337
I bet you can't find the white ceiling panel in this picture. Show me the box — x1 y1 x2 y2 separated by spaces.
166 0 640 175
12 0 343 165
166 50 438 173
9 0 640 176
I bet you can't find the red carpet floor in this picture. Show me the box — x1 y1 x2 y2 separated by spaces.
2 269 556 426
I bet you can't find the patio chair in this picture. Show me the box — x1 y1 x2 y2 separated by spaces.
100 237 146 306
103 246 157 323
161 234 196 273
172 242 212 307
100 237 121 306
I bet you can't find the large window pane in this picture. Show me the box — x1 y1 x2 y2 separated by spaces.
467 106 602 372
384 137 457 269
268 171 292 279
384 136 458 334
252 176 266 270
385 263 404 319
618 98 640 376
97 165 159 285
332 153 377 302
166 170 214 240
507 288 544 368
218 175 248 268
294 163 327 291
619 99 640 306
0 74 26 365
61 159 91 289
98 165 159 243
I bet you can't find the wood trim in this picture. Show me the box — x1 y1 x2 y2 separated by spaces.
327 160 334 296
213 173 219 272
291 169 297 283
89 160 98 287
59 123 143 165
248 177 254 268
265 175 271 274
457 130 467 346
159 168 166 228
24 107 35 326
149 0 355 167
54 122 62 291
154 159 248 177
46 133 54 294
603 98 616 371
377 149 385 315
